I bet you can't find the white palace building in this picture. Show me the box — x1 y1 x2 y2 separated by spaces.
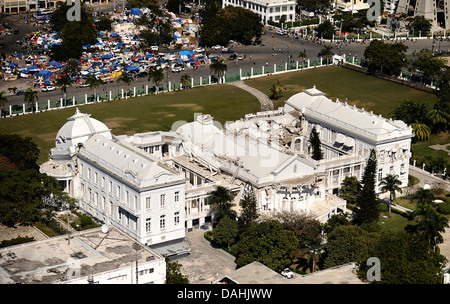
40 87 414 251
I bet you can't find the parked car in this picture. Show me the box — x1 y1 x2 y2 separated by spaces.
172 67 184 73
229 53 237 60
281 268 294 279
237 54 246 60
194 47 205 53
211 45 222 50
42 86 56 92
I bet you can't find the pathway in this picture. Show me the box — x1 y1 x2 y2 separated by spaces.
229 81 274 111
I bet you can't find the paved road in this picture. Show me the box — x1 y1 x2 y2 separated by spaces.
3 7 450 106
229 80 273 111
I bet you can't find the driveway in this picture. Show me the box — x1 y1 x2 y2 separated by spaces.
178 228 237 284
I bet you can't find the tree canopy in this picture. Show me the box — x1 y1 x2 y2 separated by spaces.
363 40 408 76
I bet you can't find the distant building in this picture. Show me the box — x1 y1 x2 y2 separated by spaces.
221 0 297 24
0 226 166 284
396 0 450 31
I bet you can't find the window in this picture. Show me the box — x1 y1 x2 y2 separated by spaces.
117 185 121 198
101 176 105 190
88 168 91 180
126 190 129 205
160 215 165 230
94 172 98 184
110 201 113 215
146 197 151 209
378 168 383 181
109 181 112 193
160 194 166 207
174 212 180 225
80 164 84 176
146 218 151 232
134 195 138 209
174 191 179 202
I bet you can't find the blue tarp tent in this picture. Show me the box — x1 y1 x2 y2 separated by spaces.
48 60 63 68
27 65 39 71
37 70 52 79
101 54 113 59
126 65 140 72
130 8 141 16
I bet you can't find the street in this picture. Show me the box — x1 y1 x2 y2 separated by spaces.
2 8 450 106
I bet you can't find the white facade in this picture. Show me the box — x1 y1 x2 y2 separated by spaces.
283 86 414 194
222 0 297 24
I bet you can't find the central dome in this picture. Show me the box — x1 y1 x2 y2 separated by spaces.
53 108 112 156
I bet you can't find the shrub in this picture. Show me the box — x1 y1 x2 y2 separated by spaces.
437 203 450 215
0 236 35 248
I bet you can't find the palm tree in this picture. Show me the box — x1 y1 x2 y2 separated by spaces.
86 74 104 102
413 203 449 249
63 58 81 76
0 91 8 118
302 235 324 273
117 72 134 99
148 67 164 94
379 174 402 212
411 120 431 141
180 73 191 89
269 80 285 100
209 58 227 83
207 186 236 224
24 88 39 113
55 74 73 107
298 49 307 69
413 188 435 205
319 45 334 65
428 101 449 133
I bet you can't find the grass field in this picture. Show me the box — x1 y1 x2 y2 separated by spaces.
0 84 260 165
245 65 438 118
0 65 446 166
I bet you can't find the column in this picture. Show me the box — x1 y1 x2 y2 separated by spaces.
146 85 148 94
35 102 39 112
262 65 264 75
85 94 88 103
274 63 276 73
109 91 112 101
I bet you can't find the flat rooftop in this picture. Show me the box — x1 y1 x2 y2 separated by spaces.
0 226 162 284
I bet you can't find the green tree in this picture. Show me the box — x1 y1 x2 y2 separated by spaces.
165 255 190 284
212 217 239 249
391 99 430 126
318 44 334 65
234 220 298 272
407 15 432 36
412 203 449 248
379 174 402 213
411 50 447 85
86 74 104 101
180 73 191 89
24 88 39 113
413 188 435 205
323 225 380 268
309 126 323 160
0 134 40 170
339 176 360 205
269 80 285 100
117 72 134 99
148 67 164 93
354 149 379 225
297 49 308 69
429 99 449 133
0 91 9 117
297 0 332 12
55 74 73 106
363 40 408 76
209 58 227 83
360 231 447 283
208 186 236 224
316 20 335 40
411 120 431 141
322 212 351 234
238 185 259 230
64 58 81 76
302 235 324 273
95 16 113 32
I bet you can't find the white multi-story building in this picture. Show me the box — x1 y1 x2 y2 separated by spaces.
283 86 414 194
222 0 297 24
41 87 413 246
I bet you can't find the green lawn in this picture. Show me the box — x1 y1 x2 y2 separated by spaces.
0 84 260 165
245 65 438 118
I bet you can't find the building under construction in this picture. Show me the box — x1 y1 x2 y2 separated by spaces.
396 0 450 30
